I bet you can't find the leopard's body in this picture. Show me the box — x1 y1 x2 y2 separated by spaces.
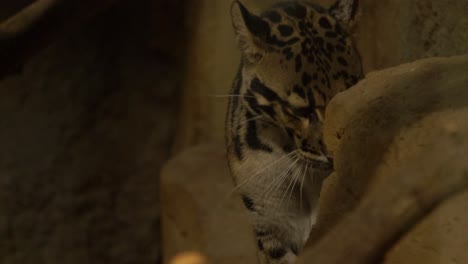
226 0 363 263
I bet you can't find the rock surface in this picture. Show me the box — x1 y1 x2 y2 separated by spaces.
355 0 468 72
386 188 468 264
299 55 468 263
160 144 258 264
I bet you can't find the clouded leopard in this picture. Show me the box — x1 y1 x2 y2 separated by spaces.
225 0 363 263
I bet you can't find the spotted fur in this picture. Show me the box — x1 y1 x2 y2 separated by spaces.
226 1 363 263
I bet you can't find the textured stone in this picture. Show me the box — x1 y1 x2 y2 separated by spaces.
160 144 258 264
313 55 468 243
386 189 468 264
355 0 468 72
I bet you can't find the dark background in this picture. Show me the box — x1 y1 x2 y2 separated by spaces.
0 1 189 263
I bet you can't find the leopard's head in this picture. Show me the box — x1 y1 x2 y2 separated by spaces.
231 0 362 165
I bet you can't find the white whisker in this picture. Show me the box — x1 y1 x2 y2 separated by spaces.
299 164 308 211
227 151 297 198
229 115 263 133
264 157 300 205
260 156 297 200
256 151 298 194
279 159 301 207
287 164 301 203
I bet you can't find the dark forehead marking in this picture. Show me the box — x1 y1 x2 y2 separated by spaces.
318 17 332 29
302 72 312 86
338 37 347 45
307 53 315 64
282 47 294 60
335 23 345 35
314 37 324 49
278 24 294 37
338 57 349 66
263 10 281 23
265 35 300 48
332 72 341 80
336 44 346 52
281 3 307 19
325 31 338 38
341 70 349 78
292 85 306 99
295 55 302 73
250 78 280 101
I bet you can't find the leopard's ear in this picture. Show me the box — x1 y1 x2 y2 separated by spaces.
231 1 270 63
329 0 359 25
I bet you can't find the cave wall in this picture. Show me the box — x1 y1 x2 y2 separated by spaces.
0 1 187 263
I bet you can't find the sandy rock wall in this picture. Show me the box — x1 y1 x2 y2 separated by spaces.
356 0 468 72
